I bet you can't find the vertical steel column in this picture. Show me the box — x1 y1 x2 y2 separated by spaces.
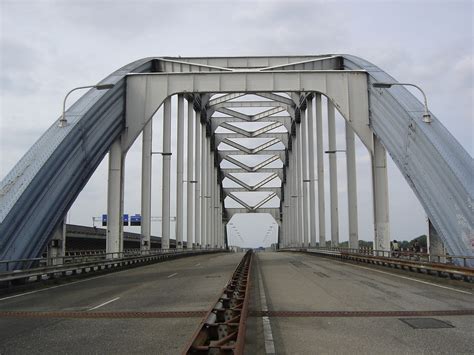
161 97 172 250
217 180 222 247
284 173 288 247
291 143 298 247
428 220 445 262
287 202 290 247
346 122 359 249
175 95 184 249
279 203 284 248
217 205 221 248
307 98 317 247
200 120 207 249
372 135 391 253
277 220 282 249
224 222 229 249
194 111 202 248
203 141 208 248
217 171 221 247
220 211 223 248
301 108 310 247
213 167 218 247
283 204 289 247
210 165 215 248
210 147 216 247
288 149 293 246
210 140 214 249
48 218 66 265
107 137 124 256
141 119 152 252
327 100 339 247
186 100 194 248
203 142 214 246
217 187 222 248
285 158 291 248
315 94 326 247
296 124 303 246
222 218 225 248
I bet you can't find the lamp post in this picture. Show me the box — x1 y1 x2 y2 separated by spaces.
59 84 115 127
372 82 432 123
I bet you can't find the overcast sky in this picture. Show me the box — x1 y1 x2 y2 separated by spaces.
1 0 472 248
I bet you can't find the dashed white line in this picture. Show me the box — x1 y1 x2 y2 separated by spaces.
88 297 120 311
167 272 178 278
0 271 131 302
195 263 201 266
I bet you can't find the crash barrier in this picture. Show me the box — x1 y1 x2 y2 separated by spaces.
281 247 474 283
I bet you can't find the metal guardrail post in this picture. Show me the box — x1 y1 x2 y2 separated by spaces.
0 248 226 284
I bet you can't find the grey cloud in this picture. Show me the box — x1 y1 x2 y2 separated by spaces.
0 40 43 94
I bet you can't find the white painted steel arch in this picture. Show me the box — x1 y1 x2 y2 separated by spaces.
0 55 472 266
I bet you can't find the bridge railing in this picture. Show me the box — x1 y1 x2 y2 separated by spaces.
63 248 177 257
281 246 474 282
0 248 224 273
281 246 474 267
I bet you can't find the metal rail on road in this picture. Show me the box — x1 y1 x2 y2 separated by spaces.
0 249 223 286
183 250 253 355
281 248 474 282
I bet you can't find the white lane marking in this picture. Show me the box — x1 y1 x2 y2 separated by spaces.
167 272 178 278
257 258 276 355
0 270 131 302
88 297 120 311
195 263 201 266
343 262 473 295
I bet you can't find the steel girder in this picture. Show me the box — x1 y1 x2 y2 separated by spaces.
1 54 472 266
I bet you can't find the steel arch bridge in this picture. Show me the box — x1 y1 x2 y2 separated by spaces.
0 55 472 266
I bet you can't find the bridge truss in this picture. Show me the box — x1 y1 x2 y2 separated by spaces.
0 55 472 267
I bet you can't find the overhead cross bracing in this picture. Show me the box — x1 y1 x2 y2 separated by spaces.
0 55 472 267
210 93 290 217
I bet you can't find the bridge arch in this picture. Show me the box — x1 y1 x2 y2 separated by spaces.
0 55 472 266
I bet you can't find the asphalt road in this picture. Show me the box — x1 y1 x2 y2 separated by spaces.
1 251 473 355
0 252 244 354
248 252 474 355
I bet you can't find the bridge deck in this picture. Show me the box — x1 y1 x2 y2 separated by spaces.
246 252 473 354
0 252 472 354
0 252 243 353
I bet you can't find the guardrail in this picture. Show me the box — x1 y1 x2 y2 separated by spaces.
281 247 474 282
1 248 220 272
283 246 474 267
0 249 224 286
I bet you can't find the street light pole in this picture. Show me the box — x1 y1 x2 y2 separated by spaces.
59 84 114 127
372 82 432 123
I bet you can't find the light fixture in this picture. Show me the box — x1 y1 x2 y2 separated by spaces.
59 84 115 127
372 82 432 123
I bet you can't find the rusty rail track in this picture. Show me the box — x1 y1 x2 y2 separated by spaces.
182 250 253 355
